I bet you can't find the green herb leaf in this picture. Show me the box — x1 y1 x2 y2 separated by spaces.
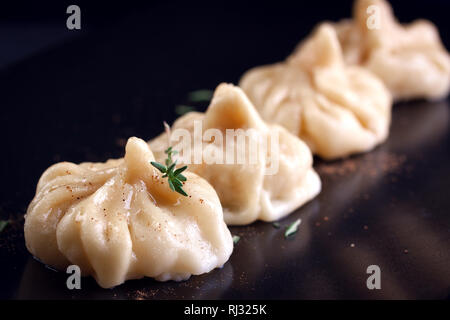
272 222 280 229
175 105 197 116
0 220 9 233
232 235 240 244
165 146 172 154
151 162 167 173
167 161 177 174
172 178 183 188
151 128 189 197
174 166 187 177
284 219 301 238
174 185 188 197
188 89 213 102
168 179 175 191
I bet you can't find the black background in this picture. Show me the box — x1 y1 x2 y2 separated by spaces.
0 0 449 299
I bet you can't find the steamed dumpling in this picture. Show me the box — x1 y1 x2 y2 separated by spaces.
334 0 450 101
240 24 392 159
149 83 321 225
24 137 233 288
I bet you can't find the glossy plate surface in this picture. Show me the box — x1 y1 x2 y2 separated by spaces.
0 1 449 299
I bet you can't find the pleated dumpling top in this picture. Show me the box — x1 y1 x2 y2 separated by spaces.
149 83 321 225
240 24 392 159
334 0 450 101
25 137 233 288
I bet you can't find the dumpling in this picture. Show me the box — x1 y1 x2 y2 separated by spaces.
334 0 450 101
24 137 233 288
240 23 392 160
149 83 321 225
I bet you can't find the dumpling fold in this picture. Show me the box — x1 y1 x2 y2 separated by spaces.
25 137 233 288
334 0 450 101
149 83 321 225
240 23 392 159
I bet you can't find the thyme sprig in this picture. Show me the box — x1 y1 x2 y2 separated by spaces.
175 89 214 115
175 105 196 116
284 219 302 238
151 122 188 197
151 152 188 196
188 89 213 102
0 220 9 233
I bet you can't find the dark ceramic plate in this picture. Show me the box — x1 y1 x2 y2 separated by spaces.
0 1 449 300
